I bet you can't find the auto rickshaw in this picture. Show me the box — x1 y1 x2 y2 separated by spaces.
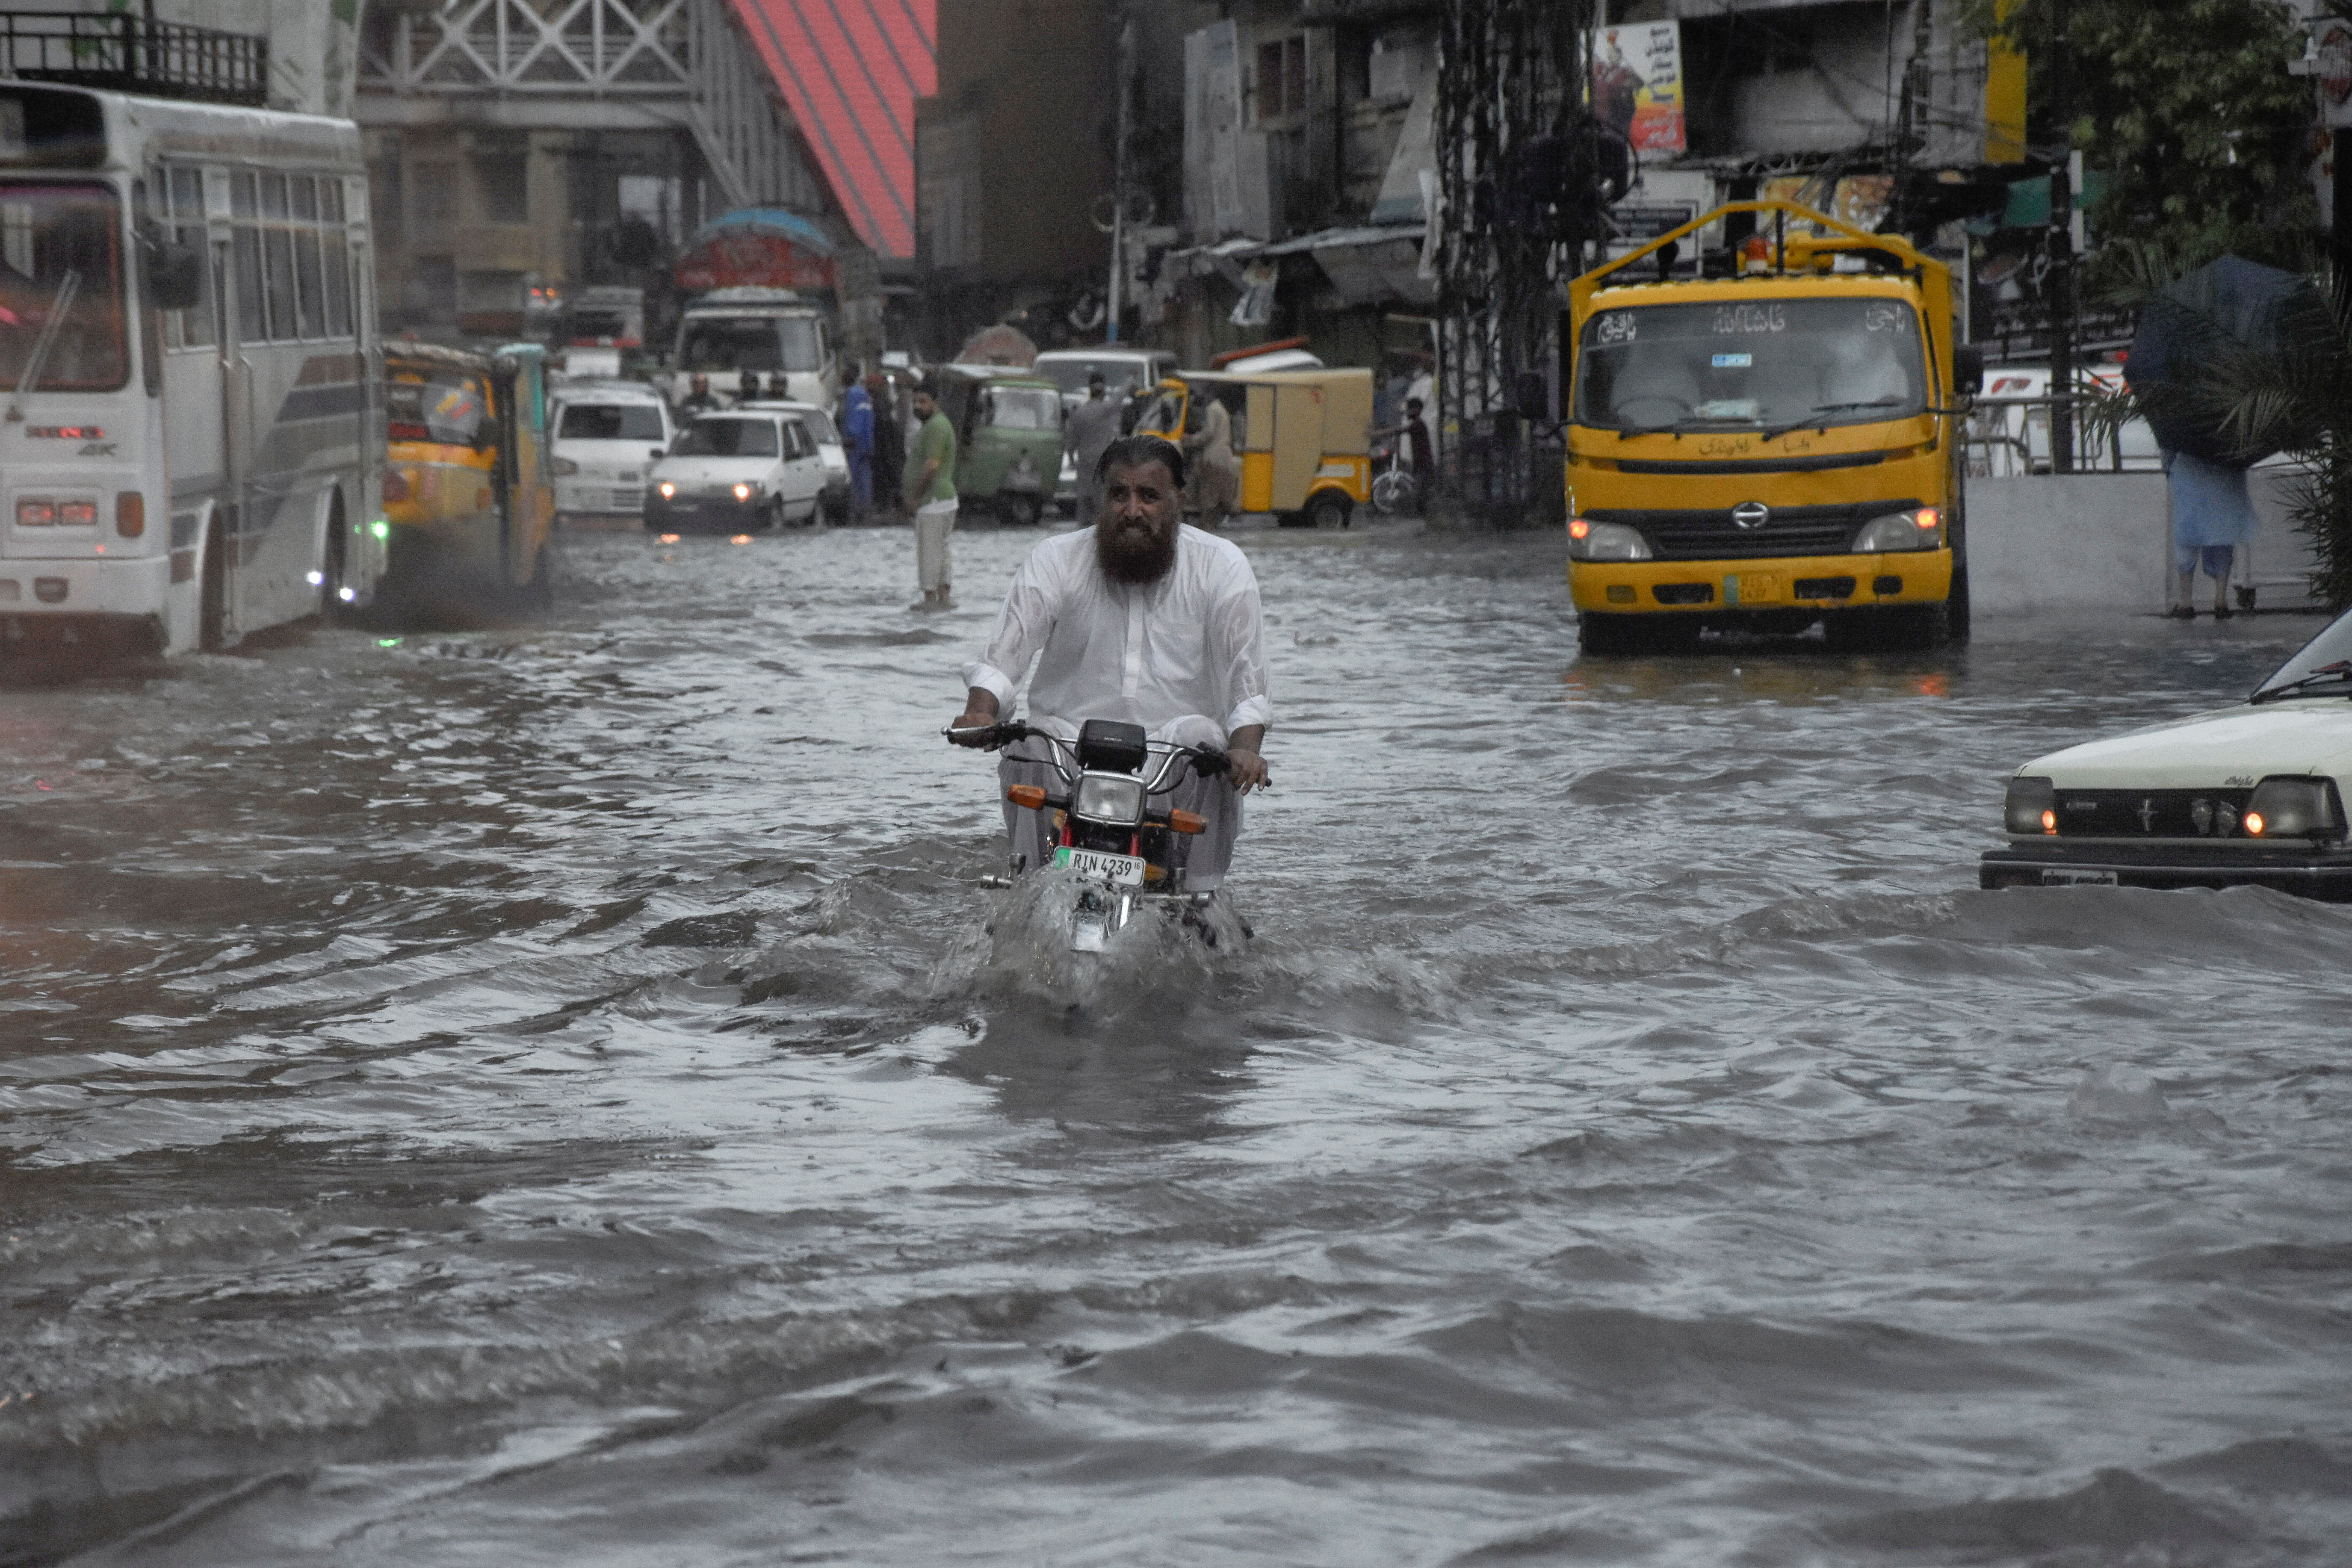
1133 366 1373 527
930 363 1064 527
381 342 556 607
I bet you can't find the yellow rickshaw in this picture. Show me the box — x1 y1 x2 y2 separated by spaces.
1132 366 1373 527
381 342 555 605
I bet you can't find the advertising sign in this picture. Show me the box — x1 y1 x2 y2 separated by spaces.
1591 22 1685 156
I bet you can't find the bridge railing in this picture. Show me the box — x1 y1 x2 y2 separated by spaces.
0 11 267 106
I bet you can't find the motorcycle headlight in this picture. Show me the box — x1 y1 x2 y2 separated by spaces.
2243 776 2344 839
1566 518 1653 562
1073 773 1145 825
1854 507 1944 552
2004 775 2056 836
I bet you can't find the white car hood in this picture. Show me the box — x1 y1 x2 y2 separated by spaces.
2024 699 2352 787
653 456 778 486
556 437 665 475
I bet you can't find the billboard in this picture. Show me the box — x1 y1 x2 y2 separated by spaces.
1591 22 1685 156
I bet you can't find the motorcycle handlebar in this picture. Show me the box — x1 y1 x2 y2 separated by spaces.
943 722 1232 782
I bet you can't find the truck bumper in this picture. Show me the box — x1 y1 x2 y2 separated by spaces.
1568 549 1954 615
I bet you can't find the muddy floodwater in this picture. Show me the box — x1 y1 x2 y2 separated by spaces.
4 521 2351 1567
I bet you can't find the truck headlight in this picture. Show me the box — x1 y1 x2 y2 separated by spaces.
1073 773 1145 824
1566 518 1653 561
1853 507 1944 552
2243 776 2343 839
2004 775 2056 835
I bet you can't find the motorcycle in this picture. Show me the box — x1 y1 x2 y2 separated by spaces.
1370 440 1418 516
946 717 1231 953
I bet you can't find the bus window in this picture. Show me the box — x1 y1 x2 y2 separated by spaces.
291 176 324 340
0 182 127 391
163 167 212 348
386 371 490 448
229 172 262 345
319 178 351 337
677 314 823 373
259 173 297 340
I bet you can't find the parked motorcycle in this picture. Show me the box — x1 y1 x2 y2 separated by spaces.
946 717 1231 952
1370 440 1418 516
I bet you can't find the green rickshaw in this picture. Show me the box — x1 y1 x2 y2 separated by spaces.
932 364 1064 527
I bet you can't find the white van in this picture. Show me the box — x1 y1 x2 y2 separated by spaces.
550 381 676 523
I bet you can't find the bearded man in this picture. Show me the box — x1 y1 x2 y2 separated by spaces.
949 434 1271 890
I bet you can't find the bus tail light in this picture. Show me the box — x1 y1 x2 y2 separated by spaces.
16 499 54 527
58 501 96 527
115 491 144 538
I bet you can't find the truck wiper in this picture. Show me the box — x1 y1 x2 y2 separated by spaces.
1760 398 1906 441
2251 660 2352 704
5 268 81 424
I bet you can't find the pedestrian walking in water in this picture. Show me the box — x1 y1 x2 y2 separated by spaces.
2163 447 2257 618
1064 371 1123 527
907 377 959 608
1185 390 1240 529
841 362 875 516
872 372 906 512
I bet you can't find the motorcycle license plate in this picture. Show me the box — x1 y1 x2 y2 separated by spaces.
1055 847 1145 888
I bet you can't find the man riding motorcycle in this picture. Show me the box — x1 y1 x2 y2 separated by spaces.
950 434 1271 892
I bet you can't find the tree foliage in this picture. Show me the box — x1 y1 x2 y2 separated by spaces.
1962 0 2317 263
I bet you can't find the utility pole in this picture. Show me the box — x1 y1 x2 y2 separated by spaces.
1106 16 1135 345
2046 0 2076 474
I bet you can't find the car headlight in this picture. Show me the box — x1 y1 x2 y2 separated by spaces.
1853 507 1944 552
551 457 579 476
658 481 676 499
2004 775 2056 835
1073 773 1145 825
733 481 761 501
1566 518 1653 561
2243 776 2343 839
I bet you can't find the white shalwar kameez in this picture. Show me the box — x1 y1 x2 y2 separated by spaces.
962 524 1273 890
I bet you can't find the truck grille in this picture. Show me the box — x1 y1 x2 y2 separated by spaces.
1587 501 1916 561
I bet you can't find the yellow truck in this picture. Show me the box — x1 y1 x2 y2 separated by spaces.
1134 367 1373 528
1564 201 1979 653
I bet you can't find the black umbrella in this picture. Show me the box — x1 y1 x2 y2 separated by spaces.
2127 255 2332 467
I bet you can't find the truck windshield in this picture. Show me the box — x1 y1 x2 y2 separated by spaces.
0 182 126 392
674 416 778 457
1575 297 1927 434
677 315 822 373
559 403 665 441
983 386 1061 430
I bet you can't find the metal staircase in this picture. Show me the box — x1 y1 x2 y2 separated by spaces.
356 0 826 213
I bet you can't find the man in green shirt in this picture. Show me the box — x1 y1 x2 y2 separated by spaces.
905 379 959 608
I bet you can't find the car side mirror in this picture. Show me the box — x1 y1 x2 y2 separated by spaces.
1953 344 1986 397
148 240 204 312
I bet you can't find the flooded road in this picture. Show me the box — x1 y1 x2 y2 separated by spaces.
5 520 2351 1567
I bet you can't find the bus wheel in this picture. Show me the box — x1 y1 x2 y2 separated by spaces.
1306 491 1352 530
199 517 229 653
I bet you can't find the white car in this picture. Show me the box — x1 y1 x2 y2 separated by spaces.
644 411 827 532
550 382 674 521
1983 608 2352 899
740 399 852 523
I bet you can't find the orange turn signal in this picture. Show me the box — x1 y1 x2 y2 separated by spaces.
1167 809 1206 835
1006 784 1047 810
115 491 145 537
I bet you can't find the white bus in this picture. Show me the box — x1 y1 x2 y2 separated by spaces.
0 80 383 656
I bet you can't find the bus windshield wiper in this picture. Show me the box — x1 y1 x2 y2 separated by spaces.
1760 398 1907 441
5 268 81 423
2251 660 2352 704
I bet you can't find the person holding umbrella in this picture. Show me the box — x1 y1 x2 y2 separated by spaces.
2163 449 2256 619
